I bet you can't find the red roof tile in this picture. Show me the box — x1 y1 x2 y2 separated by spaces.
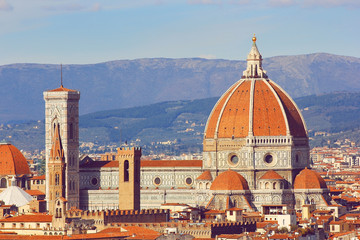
196 170 212 181
0 144 31 175
31 175 45 180
294 168 327 189
25 190 45 196
259 170 284 180
0 214 52 222
210 170 249 191
47 86 77 92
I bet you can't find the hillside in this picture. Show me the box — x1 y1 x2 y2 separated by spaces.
2 92 360 154
1 53 360 122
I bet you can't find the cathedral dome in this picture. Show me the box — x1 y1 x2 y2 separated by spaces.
204 38 307 140
0 143 31 175
293 168 327 190
210 170 249 191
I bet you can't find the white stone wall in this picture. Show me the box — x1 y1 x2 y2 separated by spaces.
79 189 119 210
140 168 203 189
79 168 119 190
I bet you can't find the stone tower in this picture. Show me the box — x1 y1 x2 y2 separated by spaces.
117 147 141 210
44 85 80 210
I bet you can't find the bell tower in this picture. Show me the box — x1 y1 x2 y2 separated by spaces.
44 83 80 210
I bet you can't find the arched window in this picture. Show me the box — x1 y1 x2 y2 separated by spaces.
265 182 269 189
273 182 277 189
55 174 60 185
0 178 7 188
124 160 129 182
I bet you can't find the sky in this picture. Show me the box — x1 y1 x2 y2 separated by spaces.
0 0 359 65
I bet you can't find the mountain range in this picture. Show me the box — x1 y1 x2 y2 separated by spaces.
1 53 360 122
2 91 360 153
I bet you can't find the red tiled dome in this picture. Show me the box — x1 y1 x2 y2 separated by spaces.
0 143 31 175
204 79 307 139
204 39 307 140
259 170 284 180
210 170 249 191
293 168 327 190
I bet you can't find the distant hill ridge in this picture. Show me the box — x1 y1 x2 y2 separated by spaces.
2 91 360 152
1 53 360 122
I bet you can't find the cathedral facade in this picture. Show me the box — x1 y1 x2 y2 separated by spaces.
44 37 331 213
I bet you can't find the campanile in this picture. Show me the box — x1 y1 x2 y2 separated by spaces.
44 84 80 210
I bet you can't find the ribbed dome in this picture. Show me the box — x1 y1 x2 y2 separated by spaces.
204 39 307 140
0 177 32 207
0 143 31 175
210 170 249 191
294 168 327 190
259 170 284 180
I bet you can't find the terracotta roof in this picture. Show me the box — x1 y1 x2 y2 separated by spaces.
210 170 249 191
196 170 212 181
0 235 62 239
141 160 202 168
47 86 77 92
204 78 307 139
0 214 52 222
80 160 118 168
25 190 45 196
31 175 45 180
0 143 31 175
294 168 327 189
226 207 243 211
259 170 284 180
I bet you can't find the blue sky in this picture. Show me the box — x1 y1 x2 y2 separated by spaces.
0 0 359 65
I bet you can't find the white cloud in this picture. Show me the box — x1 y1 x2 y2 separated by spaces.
0 0 13 11
91 3 102 12
187 0 249 5
302 0 360 8
269 0 295 7
188 0 360 8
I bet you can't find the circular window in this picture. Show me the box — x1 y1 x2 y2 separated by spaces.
265 155 273 164
154 177 161 186
230 155 239 164
91 177 98 186
185 177 193 186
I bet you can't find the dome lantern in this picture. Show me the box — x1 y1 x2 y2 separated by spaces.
242 35 267 79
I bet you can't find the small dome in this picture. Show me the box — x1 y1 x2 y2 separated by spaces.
294 168 327 190
259 170 284 180
0 182 33 207
0 143 31 175
210 170 249 191
196 170 213 181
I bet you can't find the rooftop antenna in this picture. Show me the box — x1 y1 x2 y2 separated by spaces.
60 64 63 87
119 128 122 147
